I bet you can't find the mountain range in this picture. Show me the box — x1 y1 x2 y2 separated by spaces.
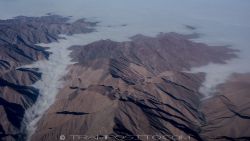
0 15 249 141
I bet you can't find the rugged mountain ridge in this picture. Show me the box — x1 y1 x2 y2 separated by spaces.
30 33 246 141
0 15 96 141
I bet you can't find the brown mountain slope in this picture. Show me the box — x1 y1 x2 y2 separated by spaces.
31 33 238 141
201 73 250 141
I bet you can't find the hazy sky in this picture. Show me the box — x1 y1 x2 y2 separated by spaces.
1 0 250 26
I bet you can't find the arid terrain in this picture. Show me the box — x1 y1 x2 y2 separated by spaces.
1 15 249 141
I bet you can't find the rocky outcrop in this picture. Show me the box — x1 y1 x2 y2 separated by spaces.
0 15 96 141
31 33 240 141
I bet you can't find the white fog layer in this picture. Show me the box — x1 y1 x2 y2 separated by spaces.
21 35 76 140
0 0 250 139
